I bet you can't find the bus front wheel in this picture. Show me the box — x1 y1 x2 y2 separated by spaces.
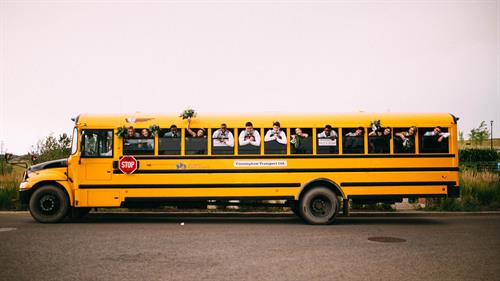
29 185 69 223
299 187 338 225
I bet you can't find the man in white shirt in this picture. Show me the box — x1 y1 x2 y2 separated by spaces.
264 121 287 145
212 123 234 147
424 126 450 142
317 125 338 139
239 122 260 146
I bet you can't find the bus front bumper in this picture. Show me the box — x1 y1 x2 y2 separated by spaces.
447 185 460 198
19 182 31 206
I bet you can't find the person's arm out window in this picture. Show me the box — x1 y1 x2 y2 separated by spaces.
239 130 250 146
250 131 260 146
277 131 287 145
227 132 234 147
264 130 273 142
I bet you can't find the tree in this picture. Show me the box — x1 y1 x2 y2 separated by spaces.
30 133 71 164
468 121 490 146
458 131 464 146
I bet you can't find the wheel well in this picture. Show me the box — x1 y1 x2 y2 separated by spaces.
30 181 70 202
299 179 345 202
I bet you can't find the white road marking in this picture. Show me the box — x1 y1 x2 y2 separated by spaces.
0 227 17 232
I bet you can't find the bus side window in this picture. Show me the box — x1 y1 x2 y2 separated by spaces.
291 128 313 155
123 129 154 155
342 128 364 154
419 127 449 153
185 128 207 155
393 128 416 154
212 128 235 155
81 130 113 157
316 127 338 154
238 128 261 155
158 129 181 155
264 127 287 155
368 128 390 154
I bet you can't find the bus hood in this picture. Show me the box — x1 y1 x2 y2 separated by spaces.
29 159 68 173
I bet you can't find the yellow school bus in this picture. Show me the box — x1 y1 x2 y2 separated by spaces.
19 113 460 224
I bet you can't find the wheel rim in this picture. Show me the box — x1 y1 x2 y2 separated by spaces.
37 193 60 216
309 195 332 217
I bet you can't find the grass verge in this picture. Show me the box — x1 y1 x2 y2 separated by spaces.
425 169 500 211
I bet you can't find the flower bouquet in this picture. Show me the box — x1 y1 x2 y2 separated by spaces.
116 126 128 138
371 120 381 132
148 124 161 136
403 138 414 151
180 108 197 120
291 135 302 149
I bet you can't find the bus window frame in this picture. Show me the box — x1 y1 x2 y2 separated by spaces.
393 127 416 154
342 127 365 154
211 127 235 155
185 129 208 155
80 129 114 158
122 129 155 156
263 127 287 155
158 129 182 155
70 127 78 155
418 127 450 154
316 127 339 155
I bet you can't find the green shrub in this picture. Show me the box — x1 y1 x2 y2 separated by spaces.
0 167 24 210
459 149 499 162
426 170 500 211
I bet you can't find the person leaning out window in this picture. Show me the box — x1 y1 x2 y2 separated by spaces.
238 122 260 146
264 121 287 144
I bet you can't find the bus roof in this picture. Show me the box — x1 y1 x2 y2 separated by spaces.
75 113 457 128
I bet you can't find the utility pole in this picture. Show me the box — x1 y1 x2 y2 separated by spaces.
491 120 494 150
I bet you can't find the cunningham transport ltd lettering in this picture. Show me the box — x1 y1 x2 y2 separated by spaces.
233 160 288 167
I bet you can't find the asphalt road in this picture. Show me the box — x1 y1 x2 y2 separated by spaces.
1 213 499 281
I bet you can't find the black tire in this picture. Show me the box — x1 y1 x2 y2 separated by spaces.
299 187 338 225
29 185 69 223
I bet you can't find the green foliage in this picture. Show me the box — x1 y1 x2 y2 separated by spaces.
459 131 464 145
0 168 23 210
0 155 14 175
30 133 71 164
468 121 490 146
148 124 161 136
180 108 196 119
459 149 498 162
0 182 20 210
116 126 127 138
425 170 500 211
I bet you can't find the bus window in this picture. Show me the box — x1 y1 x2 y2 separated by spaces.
158 129 181 155
419 127 449 153
185 128 207 155
123 129 154 155
81 130 113 157
316 127 338 154
212 127 235 155
291 128 312 154
368 127 391 154
264 127 287 155
394 127 416 154
238 128 261 155
342 127 364 154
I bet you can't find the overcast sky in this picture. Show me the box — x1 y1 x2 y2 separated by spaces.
1 0 499 154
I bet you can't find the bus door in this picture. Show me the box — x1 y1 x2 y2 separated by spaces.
79 129 114 182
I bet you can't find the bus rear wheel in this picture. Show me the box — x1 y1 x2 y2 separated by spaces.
299 187 338 225
29 185 69 223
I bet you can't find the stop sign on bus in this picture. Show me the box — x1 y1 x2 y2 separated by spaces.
118 155 138 174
